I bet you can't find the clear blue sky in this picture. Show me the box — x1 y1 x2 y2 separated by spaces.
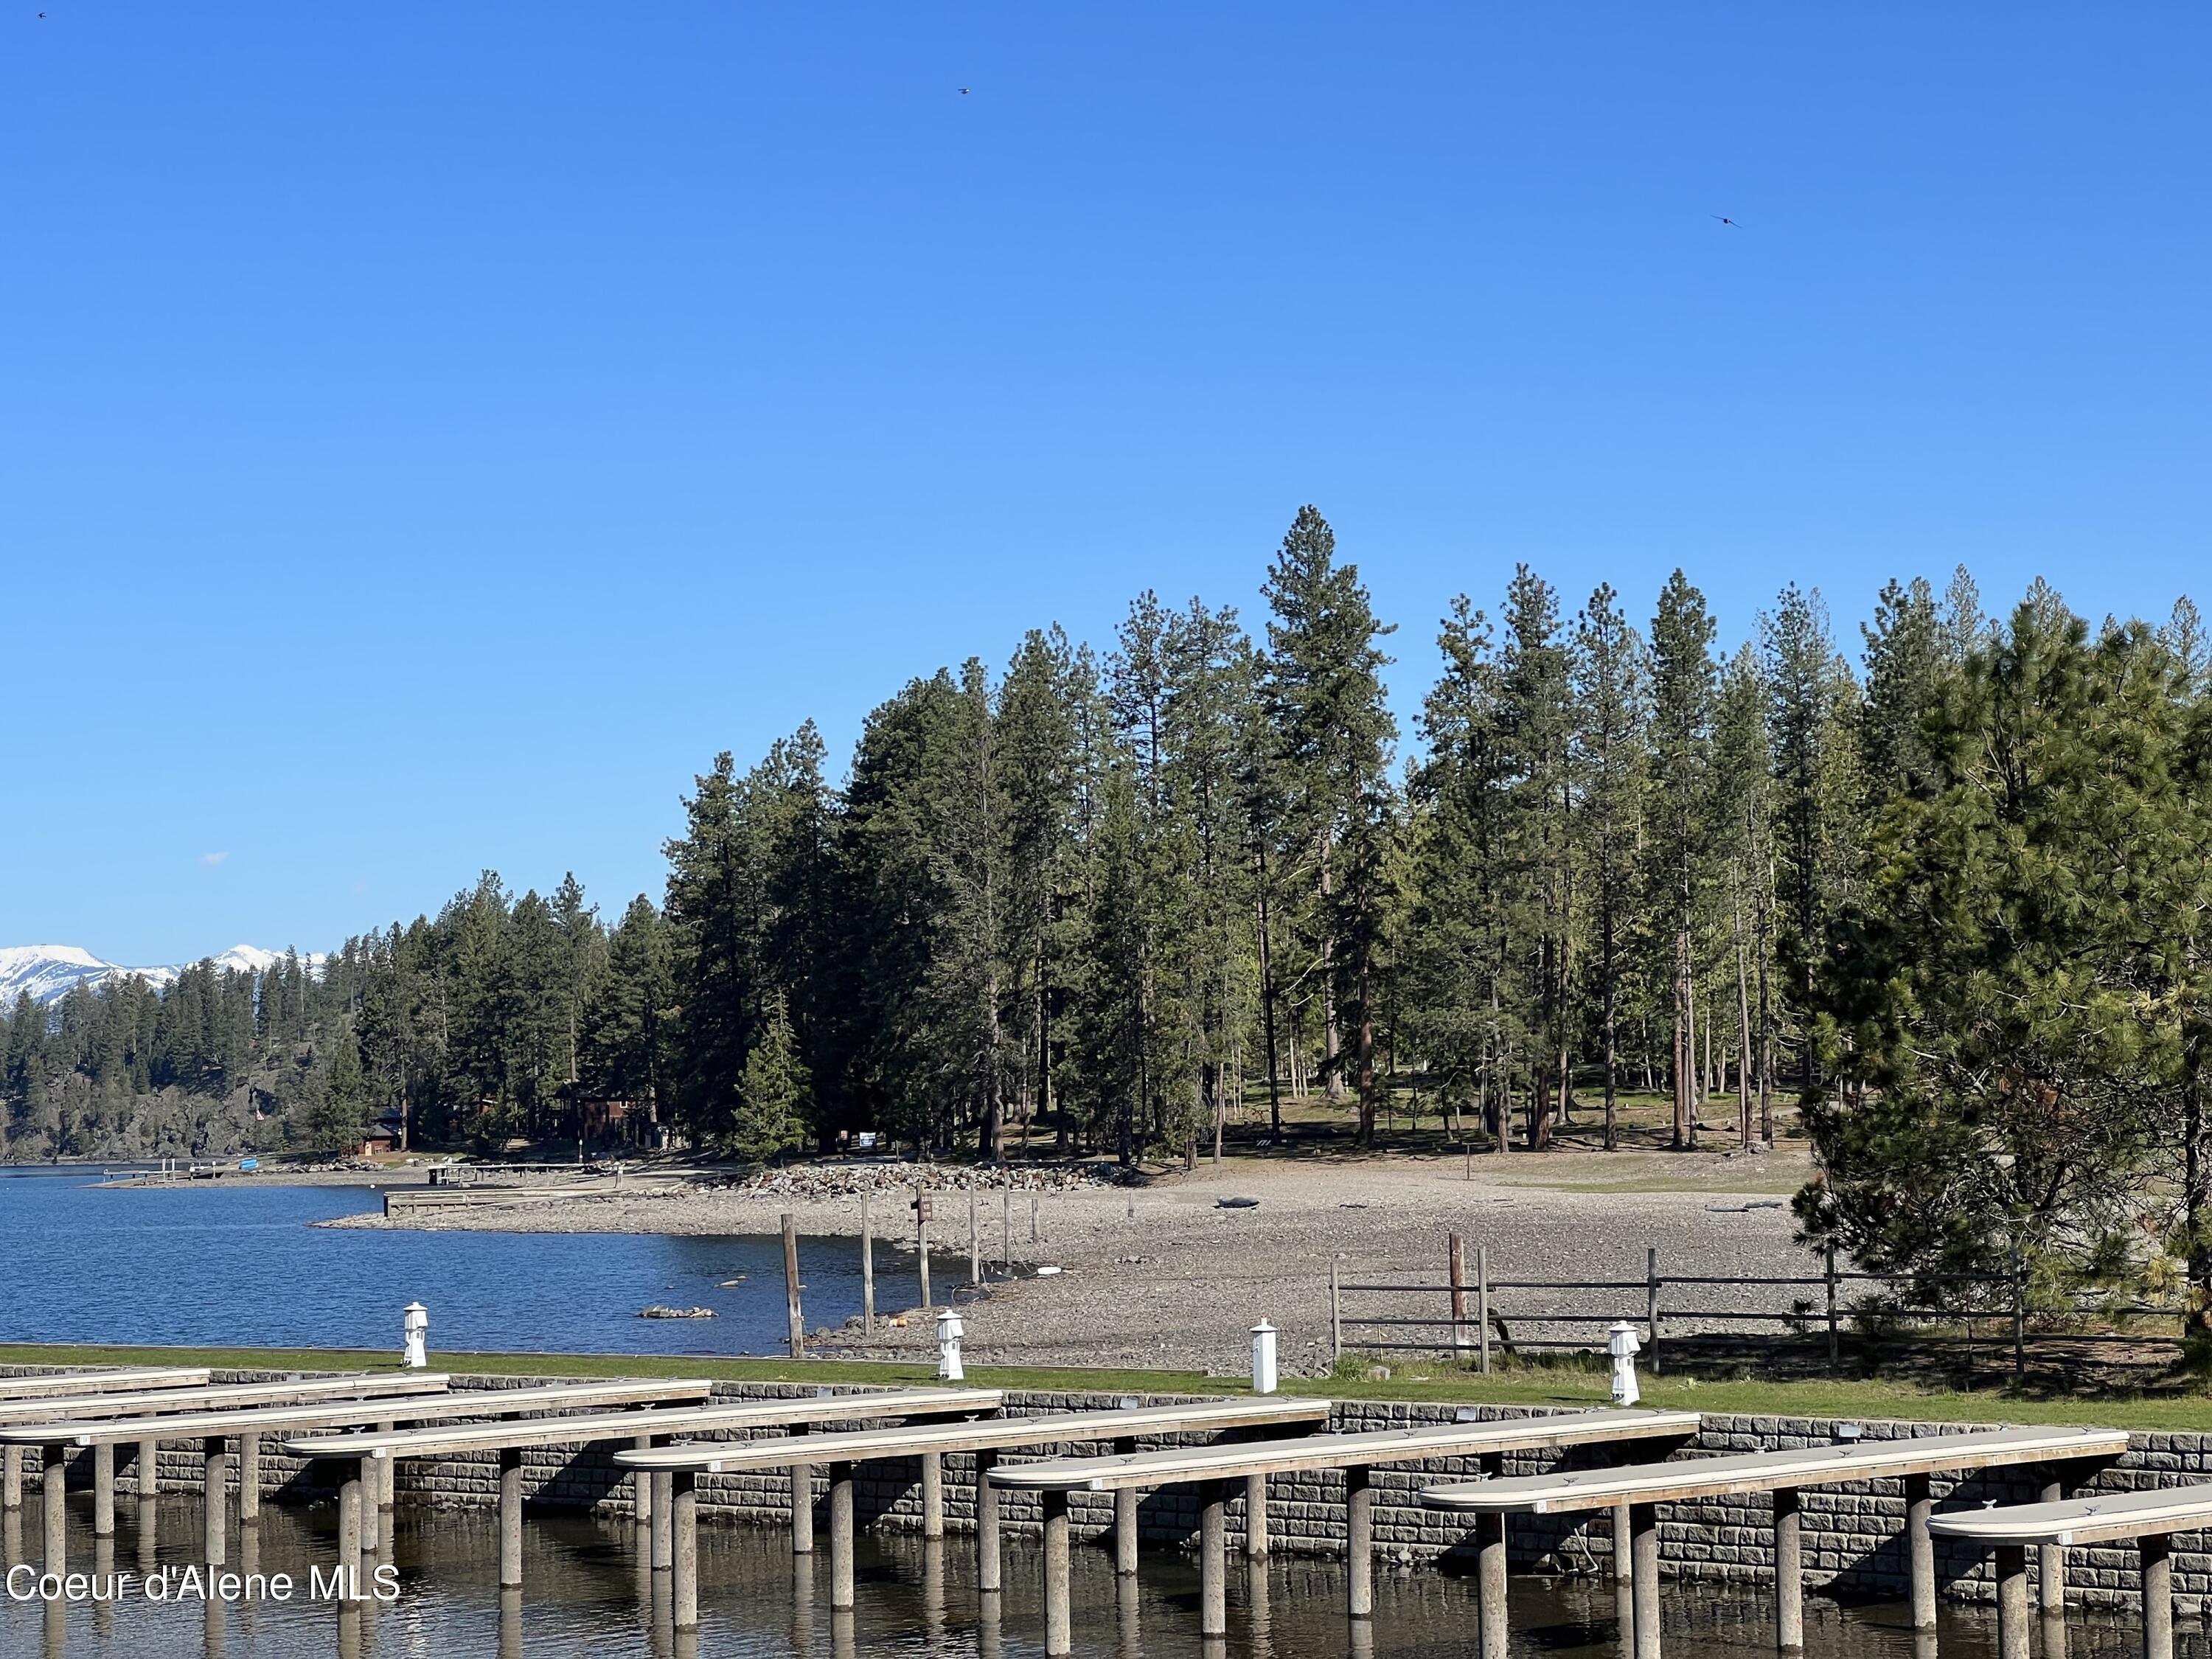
5 4 2207 965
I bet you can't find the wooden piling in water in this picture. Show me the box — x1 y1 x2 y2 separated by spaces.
860 1194 875 1336
91 1441 114 1537
782 1212 805 1360
671 1469 698 1630
201 1436 228 1564
496 1447 522 1589
41 1444 65 1570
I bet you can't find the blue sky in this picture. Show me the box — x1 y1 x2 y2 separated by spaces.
4 4 2207 964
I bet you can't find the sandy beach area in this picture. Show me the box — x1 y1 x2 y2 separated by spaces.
323 1147 1817 1376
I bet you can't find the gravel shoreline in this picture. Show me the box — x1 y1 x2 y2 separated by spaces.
324 1150 1817 1376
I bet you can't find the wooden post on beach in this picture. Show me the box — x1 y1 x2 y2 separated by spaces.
1449 1234 1470 1359
969 1191 981 1287
860 1194 875 1337
1001 1190 1012 1277
916 1189 933 1310
782 1212 805 1360
1030 1194 1040 1243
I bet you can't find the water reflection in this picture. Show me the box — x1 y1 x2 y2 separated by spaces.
0 1491 2151 1657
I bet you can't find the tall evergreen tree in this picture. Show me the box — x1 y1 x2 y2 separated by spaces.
1645 571 1718 1148
1571 584 1646 1150
1261 507 1397 1144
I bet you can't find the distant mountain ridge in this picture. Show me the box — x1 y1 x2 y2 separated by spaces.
0 944 315 1009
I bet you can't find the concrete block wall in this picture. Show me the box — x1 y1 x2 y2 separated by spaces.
10 1366 2212 1619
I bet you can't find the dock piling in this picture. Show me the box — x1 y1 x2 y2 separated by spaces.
1113 1436 1139 1574
790 1419 813 1555
497 1447 524 1588
238 1433 261 1525
671 1470 698 1630
92 1441 114 1537
41 1443 66 1570
921 1450 944 1538
2143 1535 2174 1659
338 1461 364 1572
1773 1486 1803 1652
1346 1463 1374 1618
2037 1472 2069 1614
1041 1488 1072 1655
201 1435 228 1564
1904 1472 1935 1630
975 1450 1001 1591
1478 1513 1508 1658
828 1461 856 1610
1994 1543 2030 1659
1199 1481 1228 1636
652 1470 673 1569
1630 1503 1660 1659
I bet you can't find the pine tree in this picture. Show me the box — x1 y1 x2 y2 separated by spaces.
1646 571 1718 1148
1499 566 1575 1149
1571 584 1646 1150
1261 507 1397 1144
727 993 810 1164
1764 584 1865 1097
1860 576 1944 799
1711 644 1776 1144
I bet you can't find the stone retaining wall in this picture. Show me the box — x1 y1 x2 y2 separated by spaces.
9 1367 2210 1618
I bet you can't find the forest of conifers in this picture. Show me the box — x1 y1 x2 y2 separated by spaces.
7 505 2212 1295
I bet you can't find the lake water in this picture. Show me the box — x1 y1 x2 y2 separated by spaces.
0 1173 2168 1656
0 1171 886 1356
0 1495 2095 1658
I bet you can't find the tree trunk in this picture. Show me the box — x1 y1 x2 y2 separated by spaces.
1672 930 1691 1150
1256 861 1282 1141
1355 971 1377 1147
1321 830 1344 1101
1736 936 1753 1147
1758 862 1776 1144
2188 1078 2212 1345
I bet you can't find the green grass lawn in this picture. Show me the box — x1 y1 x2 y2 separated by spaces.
10 1341 2212 1432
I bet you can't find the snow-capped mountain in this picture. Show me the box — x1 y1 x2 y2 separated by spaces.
0 945 317 1009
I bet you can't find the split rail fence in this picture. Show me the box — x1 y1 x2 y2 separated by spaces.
1329 1238 2192 1380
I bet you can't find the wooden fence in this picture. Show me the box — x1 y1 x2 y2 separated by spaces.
1329 1238 2192 1380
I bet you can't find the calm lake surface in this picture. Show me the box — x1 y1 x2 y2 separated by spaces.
0 1496 2103 1658
0 1171 883 1355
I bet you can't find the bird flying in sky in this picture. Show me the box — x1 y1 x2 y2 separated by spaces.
1713 215 1742 227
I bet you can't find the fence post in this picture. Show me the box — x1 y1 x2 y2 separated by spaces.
1824 1244 1840 1372
1329 1257 1343 1366
970 1190 981 1287
1030 1194 1040 1244
2011 1255 2027 1382
1002 1191 1012 1277
1449 1234 1470 1360
1478 1245 1492 1376
1646 1248 1661 1377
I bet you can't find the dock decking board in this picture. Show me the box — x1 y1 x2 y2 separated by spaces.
610 1396 1335 1627
1419 1425 2132 1659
